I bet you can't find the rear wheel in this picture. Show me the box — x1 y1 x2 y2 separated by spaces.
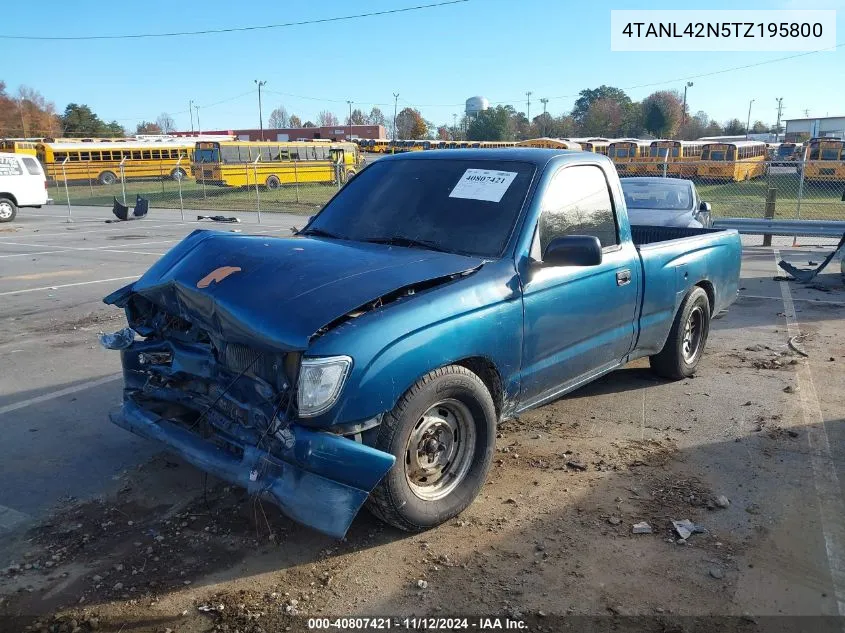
98 171 117 186
367 365 497 531
0 197 17 223
265 175 281 190
170 168 187 181
649 287 711 380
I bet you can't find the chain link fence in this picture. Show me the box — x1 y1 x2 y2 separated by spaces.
616 159 845 221
47 156 844 222
48 158 350 219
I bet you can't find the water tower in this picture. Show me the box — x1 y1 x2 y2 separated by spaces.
465 96 489 118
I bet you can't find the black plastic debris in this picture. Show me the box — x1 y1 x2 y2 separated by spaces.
197 215 241 223
109 196 149 222
778 231 845 283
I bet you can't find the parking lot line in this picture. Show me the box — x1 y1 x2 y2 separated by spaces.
0 276 138 297
774 250 845 616
1 270 86 282
0 374 120 417
741 294 845 306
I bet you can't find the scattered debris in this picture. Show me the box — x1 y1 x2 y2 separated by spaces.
197 214 241 223
108 196 149 222
607 516 622 526
709 567 725 580
672 519 706 540
566 460 588 471
714 495 731 509
788 336 809 358
416 579 428 589
783 385 799 394
632 522 652 534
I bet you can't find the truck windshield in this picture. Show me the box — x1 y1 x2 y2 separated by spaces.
622 180 693 211
305 159 535 257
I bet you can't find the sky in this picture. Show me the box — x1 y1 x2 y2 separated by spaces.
3 0 844 134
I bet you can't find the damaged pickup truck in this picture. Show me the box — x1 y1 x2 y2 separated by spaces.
103 149 741 538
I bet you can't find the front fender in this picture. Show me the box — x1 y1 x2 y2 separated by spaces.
305 261 524 427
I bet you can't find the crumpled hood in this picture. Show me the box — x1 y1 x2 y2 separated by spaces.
627 208 700 228
106 230 484 351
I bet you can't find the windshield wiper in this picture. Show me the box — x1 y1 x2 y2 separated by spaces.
361 235 448 252
297 227 344 239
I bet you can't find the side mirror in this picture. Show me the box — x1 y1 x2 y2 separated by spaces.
542 235 602 267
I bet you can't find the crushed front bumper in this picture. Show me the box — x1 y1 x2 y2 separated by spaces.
110 399 395 538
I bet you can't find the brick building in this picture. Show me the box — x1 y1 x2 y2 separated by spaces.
173 125 385 142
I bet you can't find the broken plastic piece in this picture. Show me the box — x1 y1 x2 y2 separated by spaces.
98 327 135 350
111 196 149 222
778 231 845 283
672 519 707 540
197 215 240 223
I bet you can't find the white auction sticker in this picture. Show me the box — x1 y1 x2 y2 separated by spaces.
449 169 518 203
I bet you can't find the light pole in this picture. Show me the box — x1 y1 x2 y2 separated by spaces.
525 91 532 123
189 100 195 134
347 100 353 127
539 98 548 136
452 113 457 140
194 105 201 135
254 80 266 140
682 81 693 126
392 92 399 141
775 97 784 142
746 99 755 140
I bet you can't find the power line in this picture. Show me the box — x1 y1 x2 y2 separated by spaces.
1 0 469 41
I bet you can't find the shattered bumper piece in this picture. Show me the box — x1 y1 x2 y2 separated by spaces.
110 399 395 538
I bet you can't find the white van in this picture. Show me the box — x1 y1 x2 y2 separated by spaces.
0 152 51 222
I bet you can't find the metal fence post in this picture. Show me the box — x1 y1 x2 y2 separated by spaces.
794 157 806 246
119 157 127 205
86 161 93 196
61 157 71 223
763 187 777 247
253 155 261 223
176 155 185 222
294 159 300 204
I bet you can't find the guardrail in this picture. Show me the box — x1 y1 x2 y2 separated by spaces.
713 218 845 238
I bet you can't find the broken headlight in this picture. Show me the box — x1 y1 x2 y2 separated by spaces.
297 356 352 417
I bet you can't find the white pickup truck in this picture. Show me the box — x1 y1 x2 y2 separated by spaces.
0 152 51 222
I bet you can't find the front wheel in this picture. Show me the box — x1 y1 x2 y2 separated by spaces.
0 197 17 223
98 171 117 186
367 365 497 531
650 287 711 380
265 175 281 190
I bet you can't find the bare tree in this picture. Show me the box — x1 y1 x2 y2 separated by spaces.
269 105 289 128
156 112 175 134
289 114 302 128
317 110 339 127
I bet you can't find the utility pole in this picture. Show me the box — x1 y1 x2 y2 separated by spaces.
539 98 548 136
525 91 532 123
392 92 399 141
746 99 755 140
452 113 457 140
194 105 201 136
17 99 28 138
682 81 693 126
775 98 784 142
254 80 266 140
347 100 353 127
189 100 195 134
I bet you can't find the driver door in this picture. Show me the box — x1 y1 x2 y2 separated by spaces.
519 164 640 407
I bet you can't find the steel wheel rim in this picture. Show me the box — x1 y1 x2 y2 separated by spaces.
405 398 476 501
682 306 704 363
0 202 12 219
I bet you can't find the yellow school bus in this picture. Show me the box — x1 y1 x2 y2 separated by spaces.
697 141 767 181
803 138 845 181
0 139 39 156
516 138 582 150
193 140 362 188
36 141 194 184
607 140 650 175
576 139 610 155
641 140 704 177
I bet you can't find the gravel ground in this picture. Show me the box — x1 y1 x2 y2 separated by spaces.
1 206 844 632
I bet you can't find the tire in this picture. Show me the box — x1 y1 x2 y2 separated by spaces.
649 287 711 380
0 197 17 223
367 365 497 532
265 175 281 190
170 168 187 181
344 169 356 183
98 171 117 186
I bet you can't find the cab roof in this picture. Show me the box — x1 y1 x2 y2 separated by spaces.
377 147 602 168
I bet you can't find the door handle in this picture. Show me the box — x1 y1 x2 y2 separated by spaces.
616 269 632 286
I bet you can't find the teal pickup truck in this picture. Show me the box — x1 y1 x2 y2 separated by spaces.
104 149 742 537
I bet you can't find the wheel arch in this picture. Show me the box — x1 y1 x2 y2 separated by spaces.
695 280 715 315
453 356 504 420
0 193 19 206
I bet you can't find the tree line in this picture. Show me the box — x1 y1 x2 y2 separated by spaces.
1 79 776 142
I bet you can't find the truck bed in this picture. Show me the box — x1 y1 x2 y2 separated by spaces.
630 224 726 246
